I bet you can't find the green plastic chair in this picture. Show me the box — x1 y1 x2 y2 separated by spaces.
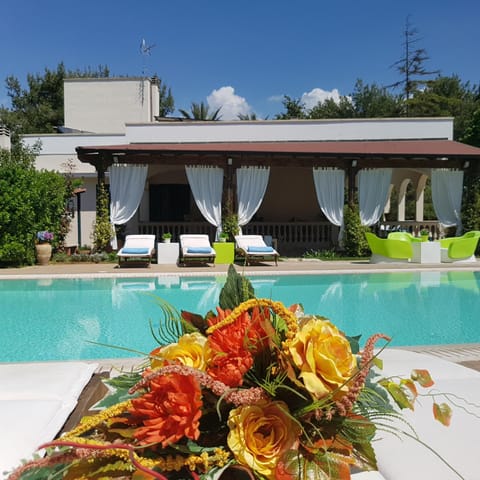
439 231 480 262
365 232 413 263
387 232 423 243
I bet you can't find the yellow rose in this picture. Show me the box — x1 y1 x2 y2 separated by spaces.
288 317 357 399
150 332 207 370
227 401 300 479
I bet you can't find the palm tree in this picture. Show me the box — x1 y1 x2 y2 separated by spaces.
237 112 260 120
179 101 222 120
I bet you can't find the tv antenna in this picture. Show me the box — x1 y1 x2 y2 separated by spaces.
139 38 156 103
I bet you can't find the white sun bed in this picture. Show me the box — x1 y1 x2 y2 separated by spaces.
179 234 216 266
235 235 279 266
371 349 480 480
0 361 97 475
117 234 156 266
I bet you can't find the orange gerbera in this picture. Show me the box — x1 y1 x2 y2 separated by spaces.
206 306 270 387
130 372 202 448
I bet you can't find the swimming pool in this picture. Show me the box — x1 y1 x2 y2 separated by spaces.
1 270 479 362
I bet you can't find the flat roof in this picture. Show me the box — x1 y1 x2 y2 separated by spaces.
76 139 480 170
77 139 480 158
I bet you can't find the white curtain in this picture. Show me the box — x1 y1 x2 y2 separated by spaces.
237 166 270 231
358 168 392 226
185 166 223 238
431 169 464 234
109 163 148 249
312 168 345 239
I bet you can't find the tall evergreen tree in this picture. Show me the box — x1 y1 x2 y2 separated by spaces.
387 16 439 115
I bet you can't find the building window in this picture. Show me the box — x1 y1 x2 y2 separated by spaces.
149 184 191 221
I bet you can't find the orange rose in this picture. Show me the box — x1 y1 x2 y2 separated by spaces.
288 317 357 399
130 372 202 447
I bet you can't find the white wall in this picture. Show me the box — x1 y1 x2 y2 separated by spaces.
64 78 160 133
23 133 124 175
126 117 454 144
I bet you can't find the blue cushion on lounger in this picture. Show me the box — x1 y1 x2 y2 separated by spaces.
247 246 275 253
121 248 150 254
187 247 212 254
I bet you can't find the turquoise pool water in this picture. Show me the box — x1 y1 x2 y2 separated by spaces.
1 271 479 362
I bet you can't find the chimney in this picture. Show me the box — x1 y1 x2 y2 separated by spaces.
0 125 11 151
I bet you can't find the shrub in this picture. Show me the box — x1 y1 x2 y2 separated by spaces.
0 142 69 266
343 204 370 257
92 182 113 253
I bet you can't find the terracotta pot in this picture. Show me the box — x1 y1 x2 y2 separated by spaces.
35 243 52 265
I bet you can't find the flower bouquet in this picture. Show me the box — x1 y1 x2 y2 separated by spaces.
9 267 454 480
36 230 54 243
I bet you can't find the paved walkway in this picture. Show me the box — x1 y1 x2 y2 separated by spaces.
2 257 480 278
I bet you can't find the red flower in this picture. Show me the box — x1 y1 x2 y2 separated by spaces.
206 306 271 387
130 372 202 447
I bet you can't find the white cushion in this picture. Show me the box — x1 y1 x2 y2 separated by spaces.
373 349 480 480
0 362 97 474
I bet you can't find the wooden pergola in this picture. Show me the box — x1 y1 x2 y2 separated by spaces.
77 138 480 205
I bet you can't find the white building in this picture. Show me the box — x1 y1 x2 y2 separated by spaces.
21 77 480 254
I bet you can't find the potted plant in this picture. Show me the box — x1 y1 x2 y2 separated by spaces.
219 232 229 243
221 212 239 242
420 228 430 241
35 230 54 265
162 232 172 243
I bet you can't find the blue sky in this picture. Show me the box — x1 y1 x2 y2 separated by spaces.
1 0 479 120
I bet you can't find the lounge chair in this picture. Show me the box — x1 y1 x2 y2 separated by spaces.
439 231 480 263
235 235 279 266
117 234 156 266
179 234 216 266
387 232 423 242
365 232 412 263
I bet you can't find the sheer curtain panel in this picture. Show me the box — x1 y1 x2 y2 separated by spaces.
358 168 392 226
237 166 270 232
185 166 223 238
312 168 345 239
109 164 148 249
431 169 464 234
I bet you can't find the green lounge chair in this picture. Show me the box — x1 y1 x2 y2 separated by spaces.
365 232 413 263
439 231 480 263
387 232 423 243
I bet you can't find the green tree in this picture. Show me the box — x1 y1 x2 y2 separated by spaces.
275 96 307 119
0 142 69 266
0 63 110 142
350 80 403 118
309 96 355 119
179 101 222 120
408 76 479 140
152 75 175 117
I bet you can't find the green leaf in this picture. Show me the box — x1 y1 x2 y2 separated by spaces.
347 335 361 355
218 264 255 310
93 372 142 409
380 380 414 410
